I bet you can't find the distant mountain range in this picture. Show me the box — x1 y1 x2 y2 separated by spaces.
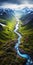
0 7 33 24
14 7 33 18
14 7 33 25
17 7 33 25
0 8 14 19
20 11 33 25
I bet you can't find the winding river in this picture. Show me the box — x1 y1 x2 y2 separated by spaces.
0 18 33 65
0 17 33 65
14 21 33 65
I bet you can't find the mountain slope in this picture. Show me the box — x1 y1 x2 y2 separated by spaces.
18 14 33 60
0 8 14 19
20 11 33 25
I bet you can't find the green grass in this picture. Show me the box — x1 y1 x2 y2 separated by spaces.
0 16 33 65
0 18 26 65
0 18 18 43
18 20 33 54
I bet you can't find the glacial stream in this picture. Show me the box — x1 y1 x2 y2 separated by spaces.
14 21 33 65
0 20 33 65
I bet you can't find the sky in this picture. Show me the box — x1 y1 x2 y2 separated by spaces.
0 0 33 9
0 0 33 5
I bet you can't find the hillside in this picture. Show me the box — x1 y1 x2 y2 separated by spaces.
18 17 33 60
0 8 14 19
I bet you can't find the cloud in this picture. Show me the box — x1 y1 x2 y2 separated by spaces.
0 0 33 5
0 3 33 9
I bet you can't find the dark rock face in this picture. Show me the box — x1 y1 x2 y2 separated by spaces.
0 25 3 31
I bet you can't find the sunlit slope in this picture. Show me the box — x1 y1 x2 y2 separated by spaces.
0 18 17 43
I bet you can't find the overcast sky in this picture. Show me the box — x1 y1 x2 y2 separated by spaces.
0 0 33 5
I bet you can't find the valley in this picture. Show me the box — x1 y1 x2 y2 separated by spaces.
0 8 33 65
